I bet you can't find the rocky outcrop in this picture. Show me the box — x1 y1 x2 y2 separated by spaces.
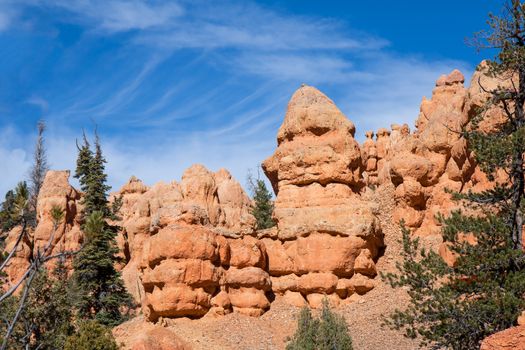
114 166 264 319
357 68 504 255
359 70 476 239
480 325 525 350
357 63 520 269
3 170 82 286
261 85 384 308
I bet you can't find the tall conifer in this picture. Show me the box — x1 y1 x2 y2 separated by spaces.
72 131 131 327
28 120 49 226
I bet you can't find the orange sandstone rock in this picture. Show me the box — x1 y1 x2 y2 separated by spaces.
480 325 525 350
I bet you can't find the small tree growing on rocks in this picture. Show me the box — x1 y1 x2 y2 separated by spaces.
0 190 17 232
247 167 275 230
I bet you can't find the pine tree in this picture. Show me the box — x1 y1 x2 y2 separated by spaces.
0 182 31 233
383 2 525 349
28 120 49 227
286 307 318 350
0 206 70 350
248 170 275 230
72 131 131 327
75 132 110 218
74 133 93 204
0 190 17 233
0 252 74 350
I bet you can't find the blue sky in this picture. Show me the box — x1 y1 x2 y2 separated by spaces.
0 0 502 197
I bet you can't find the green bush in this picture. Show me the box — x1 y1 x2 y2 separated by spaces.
64 321 118 350
287 299 353 350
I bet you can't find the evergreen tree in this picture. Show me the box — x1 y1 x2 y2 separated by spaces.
0 190 17 233
0 206 69 350
383 2 525 349
286 307 319 350
28 120 49 226
287 300 353 350
73 211 130 326
248 169 275 229
0 182 30 233
74 133 93 204
72 131 131 327
75 132 110 218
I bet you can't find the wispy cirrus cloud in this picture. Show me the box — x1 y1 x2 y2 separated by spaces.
0 12 10 32
10 0 184 32
4 0 388 50
133 3 388 52
25 96 49 113
0 0 475 199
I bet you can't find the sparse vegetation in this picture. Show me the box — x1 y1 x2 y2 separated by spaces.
287 300 353 350
64 320 118 350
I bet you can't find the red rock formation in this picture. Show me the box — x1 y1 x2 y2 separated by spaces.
114 166 262 319
360 69 476 240
262 85 384 308
3 170 82 286
5 62 517 329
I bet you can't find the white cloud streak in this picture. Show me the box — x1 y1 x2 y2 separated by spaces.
25 96 49 113
0 1 18 32
27 0 184 32
133 1 389 52
0 0 476 199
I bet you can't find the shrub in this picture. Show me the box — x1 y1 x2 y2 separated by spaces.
64 321 118 350
287 299 353 350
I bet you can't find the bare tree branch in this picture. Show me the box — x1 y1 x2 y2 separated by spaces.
1 266 37 350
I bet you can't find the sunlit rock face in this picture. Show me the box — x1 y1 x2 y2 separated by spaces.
262 84 384 308
113 166 263 320
360 64 514 265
